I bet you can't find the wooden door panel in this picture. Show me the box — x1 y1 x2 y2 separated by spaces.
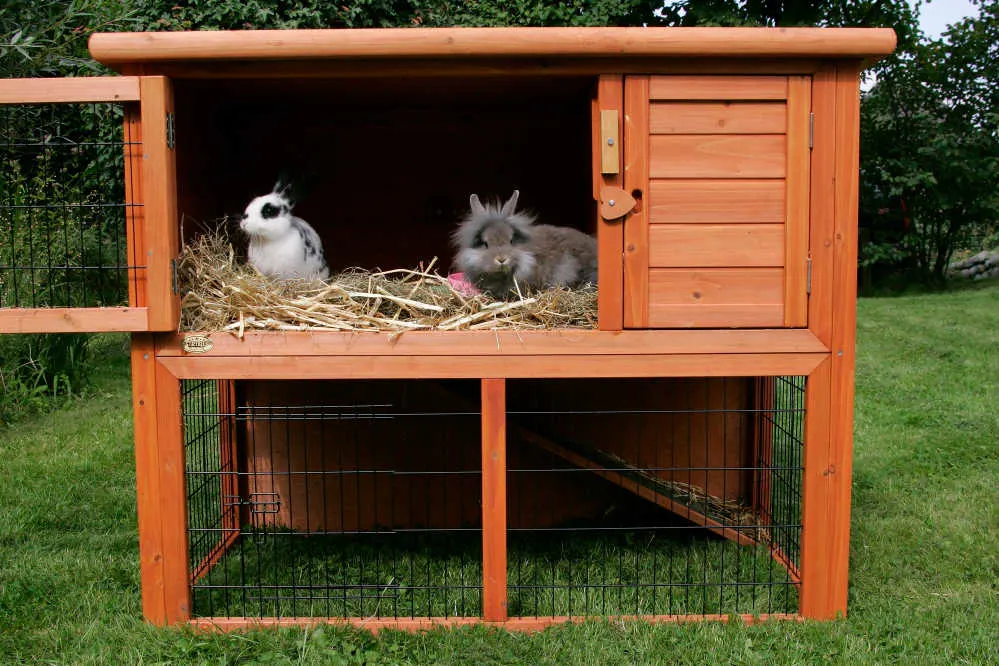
623 75 810 329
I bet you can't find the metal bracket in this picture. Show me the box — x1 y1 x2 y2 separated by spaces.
225 492 281 516
808 112 814 150
166 112 176 149
170 259 179 294
806 256 813 295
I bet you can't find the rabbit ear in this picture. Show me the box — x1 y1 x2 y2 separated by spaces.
272 177 296 205
469 194 486 215
500 190 520 217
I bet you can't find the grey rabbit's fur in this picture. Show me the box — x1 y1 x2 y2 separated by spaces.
451 190 597 298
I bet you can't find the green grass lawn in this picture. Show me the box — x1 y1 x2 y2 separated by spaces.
1 283 998 665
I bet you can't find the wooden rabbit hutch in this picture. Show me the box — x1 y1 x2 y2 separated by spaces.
0 27 895 630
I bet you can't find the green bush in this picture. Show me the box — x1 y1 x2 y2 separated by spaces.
128 0 655 31
0 334 88 426
1 0 136 424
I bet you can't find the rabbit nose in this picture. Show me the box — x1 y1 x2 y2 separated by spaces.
495 256 508 266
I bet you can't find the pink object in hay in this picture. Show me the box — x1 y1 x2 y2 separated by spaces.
447 272 480 297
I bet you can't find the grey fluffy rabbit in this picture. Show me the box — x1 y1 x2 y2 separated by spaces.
451 190 597 298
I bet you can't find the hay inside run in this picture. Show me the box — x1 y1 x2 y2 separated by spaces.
178 230 598 335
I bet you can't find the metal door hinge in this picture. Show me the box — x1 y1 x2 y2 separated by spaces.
806 256 813 295
171 259 179 294
166 112 176 149
808 113 814 150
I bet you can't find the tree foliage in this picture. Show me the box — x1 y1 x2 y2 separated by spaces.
128 0 659 31
861 0 999 284
0 0 134 78
654 0 921 52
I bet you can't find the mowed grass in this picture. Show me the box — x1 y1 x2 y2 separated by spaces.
1 283 998 664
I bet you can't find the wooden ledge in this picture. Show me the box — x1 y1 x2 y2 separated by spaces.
0 307 149 333
157 328 829 357
89 27 896 67
0 77 140 104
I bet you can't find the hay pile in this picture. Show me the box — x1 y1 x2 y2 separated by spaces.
177 229 598 336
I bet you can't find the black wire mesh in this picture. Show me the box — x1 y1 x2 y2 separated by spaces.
0 102 143 308
183 379 483 619
182 376 804 621
504 377 804 618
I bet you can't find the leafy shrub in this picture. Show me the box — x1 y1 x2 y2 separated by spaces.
0 333 88 426
128 0 655 31
1 1 136 423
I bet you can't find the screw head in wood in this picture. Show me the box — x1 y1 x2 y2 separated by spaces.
609 199 616 206
607 138 615 146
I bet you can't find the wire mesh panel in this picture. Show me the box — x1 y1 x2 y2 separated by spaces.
505 377 804 618
0 102 142 309
183 379 483 620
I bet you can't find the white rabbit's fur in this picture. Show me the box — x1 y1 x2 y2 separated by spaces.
452 190 597 298
240 184 329 280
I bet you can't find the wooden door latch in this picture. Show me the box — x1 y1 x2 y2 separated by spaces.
599 186 637 221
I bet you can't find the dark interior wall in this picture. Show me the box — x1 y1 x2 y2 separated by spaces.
175 76 595 274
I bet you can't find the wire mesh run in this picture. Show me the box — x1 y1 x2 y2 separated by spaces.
182 376 805 622
0 102 143 309
505 376 804 618
183 379 484 620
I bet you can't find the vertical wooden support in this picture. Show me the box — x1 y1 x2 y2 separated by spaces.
139 76 180 332
807 65 837 347
801 62 862 620
594 75 625 331
623 76 650 328
825 62 862 617
785 75 812 327
800 357 833 616
751 376 776 522
481 378 507 622
218 380 240 541
154 358 191 623
131 334 165 624
123 104 147 308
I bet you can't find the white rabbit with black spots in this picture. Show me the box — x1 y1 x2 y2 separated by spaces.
452 190 597 298
240 180 329 280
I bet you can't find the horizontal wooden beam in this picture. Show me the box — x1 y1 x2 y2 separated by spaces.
0 307 149 333
110 58 826 79
89 28 896 65
156 352 827 380
0 76 140 104
190 613 801 633
156 329 828 357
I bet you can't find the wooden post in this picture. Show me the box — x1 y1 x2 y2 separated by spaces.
594 75 625 331
130 334 166 624
139 76 180 332
123 102 146 309
481 378 507 622
826 61 862 617
622 76 650 328
154 358 191 623
784 75 812 327
800 62 862 619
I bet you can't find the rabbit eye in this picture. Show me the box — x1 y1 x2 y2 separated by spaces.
511 230 528 245
261 203 279 219
472 235 487 249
